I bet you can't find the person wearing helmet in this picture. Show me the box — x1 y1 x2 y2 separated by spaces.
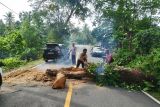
76 48 87 68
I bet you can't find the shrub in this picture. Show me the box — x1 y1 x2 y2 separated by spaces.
114 49 135 66
128 48 160 90
103 65 120 86
2 57 25 69
20 48 39 61
86 63 98 74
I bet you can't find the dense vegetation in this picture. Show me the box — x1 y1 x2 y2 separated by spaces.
0 11 46 69
88 0 160 93
0 0 94 69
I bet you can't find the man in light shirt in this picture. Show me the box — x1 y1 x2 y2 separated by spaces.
69 43 77 65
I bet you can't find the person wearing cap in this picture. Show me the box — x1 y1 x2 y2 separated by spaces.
76 48 87 68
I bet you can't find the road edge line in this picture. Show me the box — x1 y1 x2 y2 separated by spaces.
142 91 160 105
64 82 73 107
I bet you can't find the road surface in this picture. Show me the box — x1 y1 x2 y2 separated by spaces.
0 83 159 107
0 45 159 107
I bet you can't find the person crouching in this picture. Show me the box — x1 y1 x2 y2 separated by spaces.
76 49 87 68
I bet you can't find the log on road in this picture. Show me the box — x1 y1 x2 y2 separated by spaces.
52 72 66 89
46 68 87 79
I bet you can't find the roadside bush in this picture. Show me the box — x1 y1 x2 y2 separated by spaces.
103 65 120 86
87 63 157 90
135 28 160 55
2 57 25 69
128 48 160 90
86 63 98 74
114 49 135 66
87 63 120 86
20 48 39 61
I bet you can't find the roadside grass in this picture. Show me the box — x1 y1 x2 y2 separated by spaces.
3 59 44 72
18 59 44 69
148 91 160 101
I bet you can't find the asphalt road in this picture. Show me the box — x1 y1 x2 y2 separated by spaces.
71 84 160 107
0 45 159 107
0 86 67 107
1 83 159 107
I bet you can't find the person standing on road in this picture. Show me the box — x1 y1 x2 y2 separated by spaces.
69 43 77 65
76 48 87 68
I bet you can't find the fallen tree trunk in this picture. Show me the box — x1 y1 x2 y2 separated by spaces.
46 69 57 77
113 66 157 85
46 69 87 79
52 72 66 89
66 71 86 79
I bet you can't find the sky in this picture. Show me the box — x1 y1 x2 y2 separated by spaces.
0 0 159 29
0 0 95 30
0 0 32 20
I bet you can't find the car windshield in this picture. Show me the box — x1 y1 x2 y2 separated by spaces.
46 44 59 49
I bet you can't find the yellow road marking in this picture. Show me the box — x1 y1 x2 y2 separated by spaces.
64 83 73 107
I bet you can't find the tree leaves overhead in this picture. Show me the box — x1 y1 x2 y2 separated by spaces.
29 0 92 24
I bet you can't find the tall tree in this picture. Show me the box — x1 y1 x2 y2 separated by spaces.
29 0 92 25
28 0 93 43
4 12 15 29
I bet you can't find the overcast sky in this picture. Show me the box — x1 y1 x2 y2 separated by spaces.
0 0 32 20
0 0 95 29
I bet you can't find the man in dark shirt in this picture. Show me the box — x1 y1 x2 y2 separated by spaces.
76 48 87 68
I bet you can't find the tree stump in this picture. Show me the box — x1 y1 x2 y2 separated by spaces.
52 72 66 89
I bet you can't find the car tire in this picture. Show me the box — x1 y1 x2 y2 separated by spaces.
0 73 2 87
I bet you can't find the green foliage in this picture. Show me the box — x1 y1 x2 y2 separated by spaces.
87 63 159 91
2 57 25 69
71 25 95 45
129 48 160 90
87 63 119 87
0 30 25 58
91 19 115 48
95 0 160 92
87 63 98 74
134 28 160 55
20 48 39 61
114 49 135 66
143 81 155 91
103 65 120 86
0 11 45 71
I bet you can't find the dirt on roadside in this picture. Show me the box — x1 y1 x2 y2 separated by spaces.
3 68 52 86
3 67 91 87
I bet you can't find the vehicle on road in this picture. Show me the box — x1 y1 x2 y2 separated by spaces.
0 68 2 88
43 43 63 62
0 62 4 89
91 46 105 57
